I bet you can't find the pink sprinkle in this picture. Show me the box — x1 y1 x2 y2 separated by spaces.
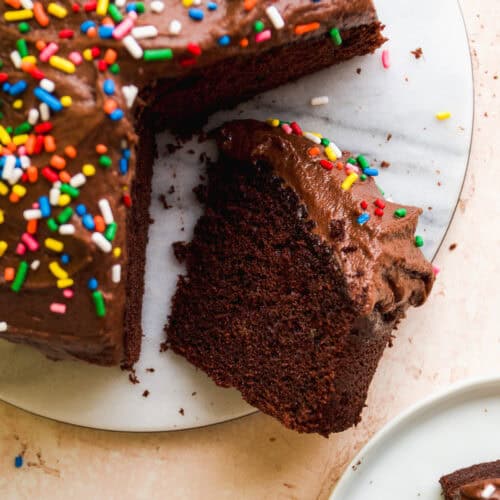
40 42 59 63
21 232 39 252
68 51 83 65
255 29 272 43
281 123 292 135
16 243 26 255
113 14 136 40
17 146 27 156
32 202 39 208
50 303 67 314
432 265 440 276
382 49 390 69
63 289 74 299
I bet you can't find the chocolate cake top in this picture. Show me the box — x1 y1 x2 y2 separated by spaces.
459 479 500 500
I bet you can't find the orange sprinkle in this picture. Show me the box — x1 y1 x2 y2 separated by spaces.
6 143 16 153
44 135 56 153
59 170 71 183
95 144 108 154
9 193 20 204
64 145 77 158
104 49 117 65
4 267 15 282
243 0 256 11
25 135 36 155
308 146 320 157
50 155 66 170
101 16 114 26
35 40 46 51
103 99 117 114
294 22 320 35
5 0 21 8
336 161 344 171
21 61 36 73
33 2 50 28
27 166 38 183
239 38 249 48
86 27 97 38
94 215 105 233
26 219 38 235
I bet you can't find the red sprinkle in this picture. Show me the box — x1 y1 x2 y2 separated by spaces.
97 60 108 72
59 29 74 39
360 200 368 210
90 46 101 58
41 167 59 183
83 1 97 11
187 43 202 56
290 122 302 135
374 198 386 209
375 208 384 217
0 73 8 83
35 122 53 134
122 193 132 207
320 159 333 171
180 58 197 68
71 2 80 12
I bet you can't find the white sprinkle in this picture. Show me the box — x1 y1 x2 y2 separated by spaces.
31 259 40 270
482 484 496 499
1 156 15 182
111 264 121 283
120 139 128 149
10 50 21 69
39 102 50 121
131 25 158 39
91 232 112 253
329 141 342 158
53 181 61 188
151 0 165 13
193 0 201 4
20 0 33 8
168 19 182 35
122 84 139 109
98 198 114 225
123 35 143 59
115 0 126 6
27 108 40 125
0 322 7 333
303 132 321 144
59 224 75 235
8 168 23 185
311 95 329 106
49 187 60 205
23 209 42 220
69 173 86 188
266 5 285 30
19 155 30 169
40 78 56 93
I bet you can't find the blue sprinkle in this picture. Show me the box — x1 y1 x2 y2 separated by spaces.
125 2 137 12
188 8 204 21
207 2 217 10
82 213 95 231
103 79 115 96
87 278 98 291
34 87 62 112
9 80 28 97
15 158 22 168
14 455 23 468
80 20 96 34
357 213 370 226
2 83 11 93
61 253 70 264
119 157 128 175
364 168 379 177
122 148 131 160
75 204 87 216
109 109 124 121
39 196 51 218
218 35 231 46
98 25 114 39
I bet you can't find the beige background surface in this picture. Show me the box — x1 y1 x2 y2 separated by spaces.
0 1 498 498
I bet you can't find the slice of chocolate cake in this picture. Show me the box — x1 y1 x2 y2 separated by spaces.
166 119 434 436
440 461 500 500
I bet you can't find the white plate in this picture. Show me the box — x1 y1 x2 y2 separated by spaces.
0 0 473 431
331 377 500 500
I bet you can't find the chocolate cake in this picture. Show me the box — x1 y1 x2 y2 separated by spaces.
440 461 500 500
166 119 434 436
0 1 385 365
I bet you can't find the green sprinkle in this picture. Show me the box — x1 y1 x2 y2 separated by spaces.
57 207 73 224
92 291 106 318
135 2 145 13
6 126 13 134
415 235 424 247
143 48 173 62
13 122 32 135
99 155 112 168
347 157 357 165
47 218 59 232
0 112 4 121
60 183 80 198
377 185 385 196
18 22 30 34
360 174 367 181
254 20 264 33
109 63 120 74
394 208 407 218
11 261 28 293
320 138 330 147
357 155 370 169
329 27 342 46
104 222 117 241
16 39 28 58
107 3 123 22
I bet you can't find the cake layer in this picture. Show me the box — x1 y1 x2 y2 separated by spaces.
166 120 434 435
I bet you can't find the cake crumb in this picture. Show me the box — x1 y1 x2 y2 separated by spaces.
179 408 184 416
168 185 175 194
269 437 276 442
380 161 391 168
191 391 197 396
356 68 362 74
411 47 423 59
386 133 392 141
283 483 295 489
449 243 457 251
146 368 155 373
128 369 140 385
142 390 150 398
158 194 171 210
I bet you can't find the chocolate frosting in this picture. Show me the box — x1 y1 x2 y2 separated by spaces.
459 479 500 500
0 0 382 364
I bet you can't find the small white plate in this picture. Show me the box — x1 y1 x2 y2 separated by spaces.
0 0 473 431
331 377 500 500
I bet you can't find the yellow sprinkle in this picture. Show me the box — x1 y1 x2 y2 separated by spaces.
60 96 72 107
113 247 122 258
22 55 37 65
0 210 4 224
13 99 23 110
57 278 74 289
0 241 7 257
341 173 359 191
182 0 193 6
58 193 71 206
311 132 323 138
96 0 109 16
0 182 9 196
0 126 12 146
49 261 68 279
83 49 93 61
82 164 96 177
49 55 75 74
45 238 64 253
12 184 27 197
4 9 34 22
47 2 68 18
436 111 451 121
13 134 28 146
324 145 337 162
266 118 280 127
